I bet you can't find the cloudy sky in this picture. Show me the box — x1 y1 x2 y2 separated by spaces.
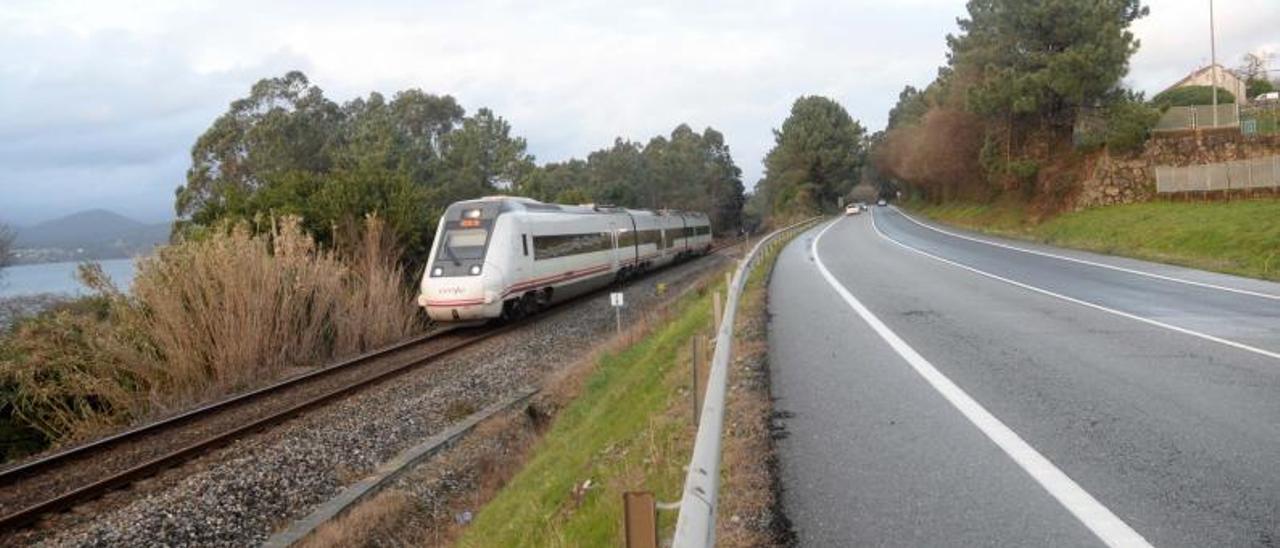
1 0 1276 226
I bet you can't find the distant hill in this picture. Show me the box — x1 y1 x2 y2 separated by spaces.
11 209 170 264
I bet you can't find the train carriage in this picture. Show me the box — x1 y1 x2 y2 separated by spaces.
417 196 712 322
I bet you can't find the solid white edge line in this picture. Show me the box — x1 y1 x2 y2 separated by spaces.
872 210 1280 363
810 219 1152 548
890 206 1280 302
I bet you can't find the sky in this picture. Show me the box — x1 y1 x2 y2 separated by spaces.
0 0 1276 226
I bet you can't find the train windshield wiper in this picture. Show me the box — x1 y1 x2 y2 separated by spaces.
443 241 462 266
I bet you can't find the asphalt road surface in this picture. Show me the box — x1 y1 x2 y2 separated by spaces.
769 207 1280 547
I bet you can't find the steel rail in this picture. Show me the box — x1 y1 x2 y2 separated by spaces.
0 239 743 533
0 328 451 487
672 218 821 548
0 327 505 532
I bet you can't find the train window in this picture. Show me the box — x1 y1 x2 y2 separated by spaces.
522 234 529 256
442 228 488 259
533 232 612 260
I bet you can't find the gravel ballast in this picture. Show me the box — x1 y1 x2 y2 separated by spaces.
18 252 733 547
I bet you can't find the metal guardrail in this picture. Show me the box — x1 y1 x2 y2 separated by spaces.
671 216 821 548
1155 155 1280 193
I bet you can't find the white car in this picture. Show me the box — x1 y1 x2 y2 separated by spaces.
845 203 861 216
877 199 887 207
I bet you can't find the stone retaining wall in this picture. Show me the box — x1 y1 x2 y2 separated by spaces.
1074 132 1280 209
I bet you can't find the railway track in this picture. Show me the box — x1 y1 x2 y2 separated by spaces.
0 324 517 532
0 239 744 534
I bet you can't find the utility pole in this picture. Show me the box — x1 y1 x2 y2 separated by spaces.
1210 0 1219 127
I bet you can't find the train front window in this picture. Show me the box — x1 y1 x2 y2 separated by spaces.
441 228 488 261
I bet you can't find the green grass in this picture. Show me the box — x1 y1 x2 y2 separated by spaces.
458 283 716 547
908 198 1280 281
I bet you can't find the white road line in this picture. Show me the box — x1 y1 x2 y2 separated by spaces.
810 219 1152 548
889 206 1280 302
871 210 1280 363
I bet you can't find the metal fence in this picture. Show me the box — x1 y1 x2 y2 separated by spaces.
1154 155 1280 193
671 217 820 548
1153 103 1240 132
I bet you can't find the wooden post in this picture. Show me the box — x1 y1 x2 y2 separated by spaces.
691 337 700 426
623 492 658 548
712 291 723 332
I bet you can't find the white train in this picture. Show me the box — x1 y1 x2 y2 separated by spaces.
417 196 713 322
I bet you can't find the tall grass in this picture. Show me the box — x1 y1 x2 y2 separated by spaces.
0 215 422 451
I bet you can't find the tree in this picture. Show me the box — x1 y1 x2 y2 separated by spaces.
947 0 1148 129
436 108 535 206
887 85 929 129
174 71 527 267
1240 51 1276 99
1151 86 1236 108
517 125 745 232
759 96 865 217
176 71 343 228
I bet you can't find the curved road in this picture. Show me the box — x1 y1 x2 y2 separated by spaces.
769 207 1280 547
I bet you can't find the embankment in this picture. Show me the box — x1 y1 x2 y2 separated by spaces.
908 199 1280 282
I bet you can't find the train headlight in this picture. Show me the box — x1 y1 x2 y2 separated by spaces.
432 267 443 277
469 264 482 276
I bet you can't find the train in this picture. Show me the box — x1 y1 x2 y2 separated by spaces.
416 196 713 322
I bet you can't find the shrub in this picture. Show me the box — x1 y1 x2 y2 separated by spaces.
1103 100 1161 154
0 215 423 449
1151 85 1236 108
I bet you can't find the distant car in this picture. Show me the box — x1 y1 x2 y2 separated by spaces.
844 203 861 216
1256 91 1280 103
877 199 887 207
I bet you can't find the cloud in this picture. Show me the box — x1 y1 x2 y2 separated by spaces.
0 0 1276 225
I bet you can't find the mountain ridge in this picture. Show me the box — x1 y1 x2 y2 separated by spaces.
10 209 171 263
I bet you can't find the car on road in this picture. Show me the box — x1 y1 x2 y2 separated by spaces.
845 203 862 216
877 199 887 207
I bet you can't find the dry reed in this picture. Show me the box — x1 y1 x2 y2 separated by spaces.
0 215 423 446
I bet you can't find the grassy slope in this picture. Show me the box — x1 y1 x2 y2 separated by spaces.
458 282 716 546
908 198 1280 281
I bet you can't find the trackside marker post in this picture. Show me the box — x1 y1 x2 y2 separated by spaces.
611 291 624 334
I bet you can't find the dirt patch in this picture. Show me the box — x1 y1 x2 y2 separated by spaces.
715 256 796 547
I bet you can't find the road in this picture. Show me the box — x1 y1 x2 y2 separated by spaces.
768 207 1280 547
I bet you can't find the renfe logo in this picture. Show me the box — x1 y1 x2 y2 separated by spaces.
439 286 465 295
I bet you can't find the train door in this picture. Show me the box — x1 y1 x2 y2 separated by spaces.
514 217 530 283
608 219 622 274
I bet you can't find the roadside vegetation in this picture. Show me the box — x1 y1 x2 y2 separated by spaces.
908 198 1280 281
0 216 420 459
873 0 1152 210
458 280 715 546
460 234 795 547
